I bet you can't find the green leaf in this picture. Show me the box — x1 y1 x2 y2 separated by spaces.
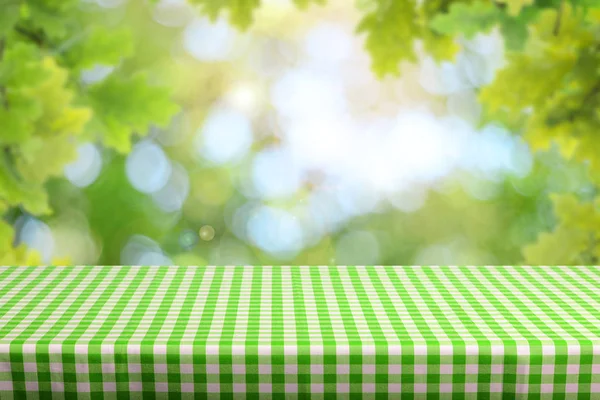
496 0 535 16
0 41 49 88
498 5 540 51
357 0 420 77
87 73 179 152
0 153 50 215
155 0 324 29
421 30 460 62
24 57 91 137
550 193 600 231
430 1 541 51
0 89 43 147
64 26 134 70
522 224 588 264
499 16 530 50
187 0 261 30
22 0 79 39
16 135 79 183
0 56 91 185
430 1 501 39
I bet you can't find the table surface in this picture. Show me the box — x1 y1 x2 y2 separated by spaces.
1 266 600 398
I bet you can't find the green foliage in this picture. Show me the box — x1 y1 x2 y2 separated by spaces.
171 0 600 265
20 0 80 40
430 2 502 40
357 0 422 77
496 0 535 15
477 2 600 264
357 0 470 78
355 0 567 77
13 58 91 183
63 26 134 71
355 0 598 77
186 0 261 30
0 42 88 217
2 0 600 265
157 0 325 29
523 194 600 264
498 7 538 50
0 0 179 261
430 1 550 51
480 4 600 171
87 73 179 153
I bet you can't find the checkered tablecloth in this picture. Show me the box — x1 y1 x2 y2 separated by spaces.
0 266 599 399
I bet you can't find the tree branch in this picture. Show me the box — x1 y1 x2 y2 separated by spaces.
556 80 600 124
14 26 46 47
553 0 565 36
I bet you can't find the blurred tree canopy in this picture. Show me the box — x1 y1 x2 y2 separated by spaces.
0 0 599 265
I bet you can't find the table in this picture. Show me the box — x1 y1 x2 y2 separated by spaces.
0 266 599 399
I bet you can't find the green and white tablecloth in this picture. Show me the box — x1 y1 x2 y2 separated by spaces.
0 266 599 399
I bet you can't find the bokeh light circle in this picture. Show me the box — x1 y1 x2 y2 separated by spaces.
199 225 216 241
126 140 172 194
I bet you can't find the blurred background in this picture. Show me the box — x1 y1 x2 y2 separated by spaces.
12 0 594 265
